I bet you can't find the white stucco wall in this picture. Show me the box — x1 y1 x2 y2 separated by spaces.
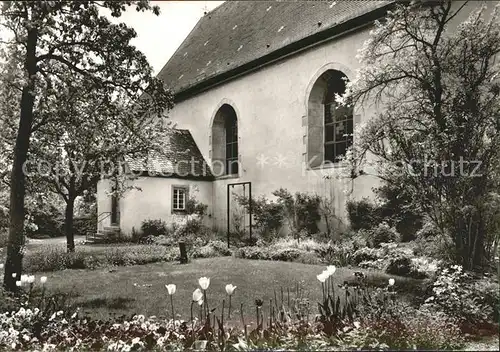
96 1 491 235
166 26 377 232
163 1 490 232
97 177 213 236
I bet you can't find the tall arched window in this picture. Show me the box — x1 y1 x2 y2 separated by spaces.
307 69 353 167
211 104 239 176
323 71 353 163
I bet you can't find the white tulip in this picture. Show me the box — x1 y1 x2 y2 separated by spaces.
388 278 395 286
165 284 176 295
198 277 210 290
40 276 47 284
12 273 16 278
354 321 361 329
0 263 3 269
15 281 21 287
317 272 329 283
197 299 204 306
20 274 28 283
225 284 237 295
326 265 336 275
27 275 35 284
192 288 203 302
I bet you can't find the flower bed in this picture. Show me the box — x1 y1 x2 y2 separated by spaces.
0 267 480 351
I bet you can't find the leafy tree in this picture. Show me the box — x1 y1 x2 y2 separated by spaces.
0 0 169 291
344 1 500 269
26 74 172 252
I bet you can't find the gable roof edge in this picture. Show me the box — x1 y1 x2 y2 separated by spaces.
173 1 395 103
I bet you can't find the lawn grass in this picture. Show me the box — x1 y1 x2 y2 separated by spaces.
36 257 417 323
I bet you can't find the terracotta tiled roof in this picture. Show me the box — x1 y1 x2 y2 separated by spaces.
158 0 394 97
126 129 213 179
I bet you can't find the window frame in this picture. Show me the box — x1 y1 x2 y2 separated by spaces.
171 185 189 213
224 115 239 175
323 80 353 164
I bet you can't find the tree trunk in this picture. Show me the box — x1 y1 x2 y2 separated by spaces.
3 28 38 292
65 197 76 253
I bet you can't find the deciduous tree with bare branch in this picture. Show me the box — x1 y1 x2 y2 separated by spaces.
0 0 170 291
343 1 500 270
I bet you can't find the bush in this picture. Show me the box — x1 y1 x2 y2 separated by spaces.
474 276 500 321
351 247 383 265
140 219 168 238
415 220 439 239
374 182 423 242
24 244 180 272
234 195 284 241
73 216 96 237
412 222 455 261
347 305 465 350
234 243 322 265
367 222 399 248
385 254 413 276
234 246 271 260
235 188 322 242
318 242 355 267
423 265 495 331
346 198 380 231
174 216 210 241
191 240 232 259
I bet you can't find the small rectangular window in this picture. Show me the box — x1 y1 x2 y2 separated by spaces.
172 187 187 211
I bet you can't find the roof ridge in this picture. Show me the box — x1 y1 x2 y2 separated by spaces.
159 1 394 99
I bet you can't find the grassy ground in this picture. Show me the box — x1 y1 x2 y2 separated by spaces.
38 257 409 323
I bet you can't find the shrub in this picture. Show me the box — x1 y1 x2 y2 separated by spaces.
233 240 324 265
191 240 232 259
235 188 322 242
423 265 495 331
23 244 180 272
234 194 284 241
346 198 380 231
73 216 96 237
474 276 500 321
26 209 64 238
270 248 302 262
412 223 455 261
317 242 355 267
234 246 271 260
385 254 413 276
175 216 209 241
374 182 423 242
295 251 322 265
367 222 399 248
346 306 464 350
273 188 321 236
140 219 168 238
351 247 383 265
415 220 439 239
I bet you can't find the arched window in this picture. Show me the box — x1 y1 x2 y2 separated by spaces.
307 69 353 167
323 71 353 163
211 104 239 176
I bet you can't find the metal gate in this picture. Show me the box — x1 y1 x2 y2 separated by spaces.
227 182 252 247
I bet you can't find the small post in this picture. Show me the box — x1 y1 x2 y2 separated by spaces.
179 241 188 264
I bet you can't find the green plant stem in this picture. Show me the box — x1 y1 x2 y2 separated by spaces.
190 301 194 322
203 290 209 318
170 294 174 320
